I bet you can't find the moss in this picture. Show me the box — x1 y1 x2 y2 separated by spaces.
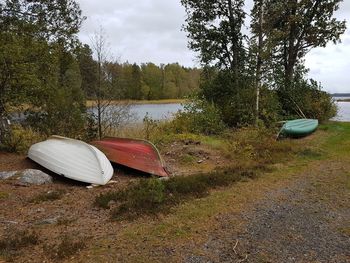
0 192 9 199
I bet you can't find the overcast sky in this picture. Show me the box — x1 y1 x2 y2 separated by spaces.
77 0 350 93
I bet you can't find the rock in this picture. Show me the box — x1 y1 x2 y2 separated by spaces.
0 171 17 180
197 160 204 164
107 200 116 207
18 169 53 185
0 169 53 185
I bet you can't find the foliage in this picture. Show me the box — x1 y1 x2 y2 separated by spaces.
0 124 44 153
181 0 246 72
143 113 160 140
278 76 337 121
0 0 85 117
200 70 257 126
169 97 226 135
96 167 254 220
254 0 346 87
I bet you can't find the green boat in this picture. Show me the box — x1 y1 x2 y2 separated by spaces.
280 119 319 137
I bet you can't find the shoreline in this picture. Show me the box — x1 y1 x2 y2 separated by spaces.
86 99 186 107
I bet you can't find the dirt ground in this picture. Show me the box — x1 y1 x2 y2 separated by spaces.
0 128 349 262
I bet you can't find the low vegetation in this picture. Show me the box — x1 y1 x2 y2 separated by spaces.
0 228 39 259
29 190 65 204
95 122 295 220
44 235 86 260
95 166 259 220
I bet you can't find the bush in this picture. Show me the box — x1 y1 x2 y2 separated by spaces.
30 190 65 204
44 235 86 260
201 70 257 127
0 124 45 153
96 167 258 220
278 78 337 122
0 228 39 258
168 97 226 135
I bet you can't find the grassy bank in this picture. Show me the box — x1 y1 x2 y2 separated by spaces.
80 122 350 262
1 122 349 262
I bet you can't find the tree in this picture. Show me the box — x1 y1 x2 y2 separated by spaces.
181 0 246 79
0 0 85 117
263 0 346 88
76 44 97 98
250 0 265 124
90 28 134 139
181 0 256 126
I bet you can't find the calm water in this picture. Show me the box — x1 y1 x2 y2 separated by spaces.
91 101 349 123
332 102 350 122
130 103 184 121
12 100 350 123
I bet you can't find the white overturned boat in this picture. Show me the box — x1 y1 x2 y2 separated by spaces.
28 136 113 185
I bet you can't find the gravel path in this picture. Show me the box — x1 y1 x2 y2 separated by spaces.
184 161 350 263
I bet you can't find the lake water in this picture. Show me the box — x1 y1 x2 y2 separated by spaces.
128 100 350 123
96 100 349 123
332 102 350 122
11 100 350 124
130 103 184 121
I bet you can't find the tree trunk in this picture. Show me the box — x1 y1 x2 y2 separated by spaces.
255 0 264 126
97 61 102 140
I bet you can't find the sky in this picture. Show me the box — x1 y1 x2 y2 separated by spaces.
77 0 350 93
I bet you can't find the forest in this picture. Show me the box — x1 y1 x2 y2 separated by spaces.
0 0 346 147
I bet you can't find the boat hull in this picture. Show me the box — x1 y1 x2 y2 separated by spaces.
28 136 113 185
281 119 319 137
91 137 169 177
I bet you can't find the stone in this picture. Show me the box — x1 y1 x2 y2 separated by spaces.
0 171 17 180
17 169 53 185
36 216 61 225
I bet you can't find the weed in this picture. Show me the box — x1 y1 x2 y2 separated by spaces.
30 190 65 204
96 166 259 220
298 148 324 160
0 191 9 199
45 235 86 260
0 124 45 153
0 228 39 259
179 153 196 164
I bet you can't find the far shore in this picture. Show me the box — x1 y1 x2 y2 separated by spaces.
337 99 350 102
86 99 186 107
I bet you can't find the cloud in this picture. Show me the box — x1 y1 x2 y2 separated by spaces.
77 0 350 93
77 0 196 67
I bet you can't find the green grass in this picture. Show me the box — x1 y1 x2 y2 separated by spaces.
0 191 9 199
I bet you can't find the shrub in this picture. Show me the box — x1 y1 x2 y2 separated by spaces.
169 97 226 135
0 124 45 153
277 78 337 122
0 228 39 258
30 190 65 204
44 235 86 260
96 166 259 220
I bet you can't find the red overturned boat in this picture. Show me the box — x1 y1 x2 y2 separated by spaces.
91 137 169 177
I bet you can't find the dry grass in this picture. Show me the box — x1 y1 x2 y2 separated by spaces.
29 190 65 204
44 235 86 260
0 228 39 259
